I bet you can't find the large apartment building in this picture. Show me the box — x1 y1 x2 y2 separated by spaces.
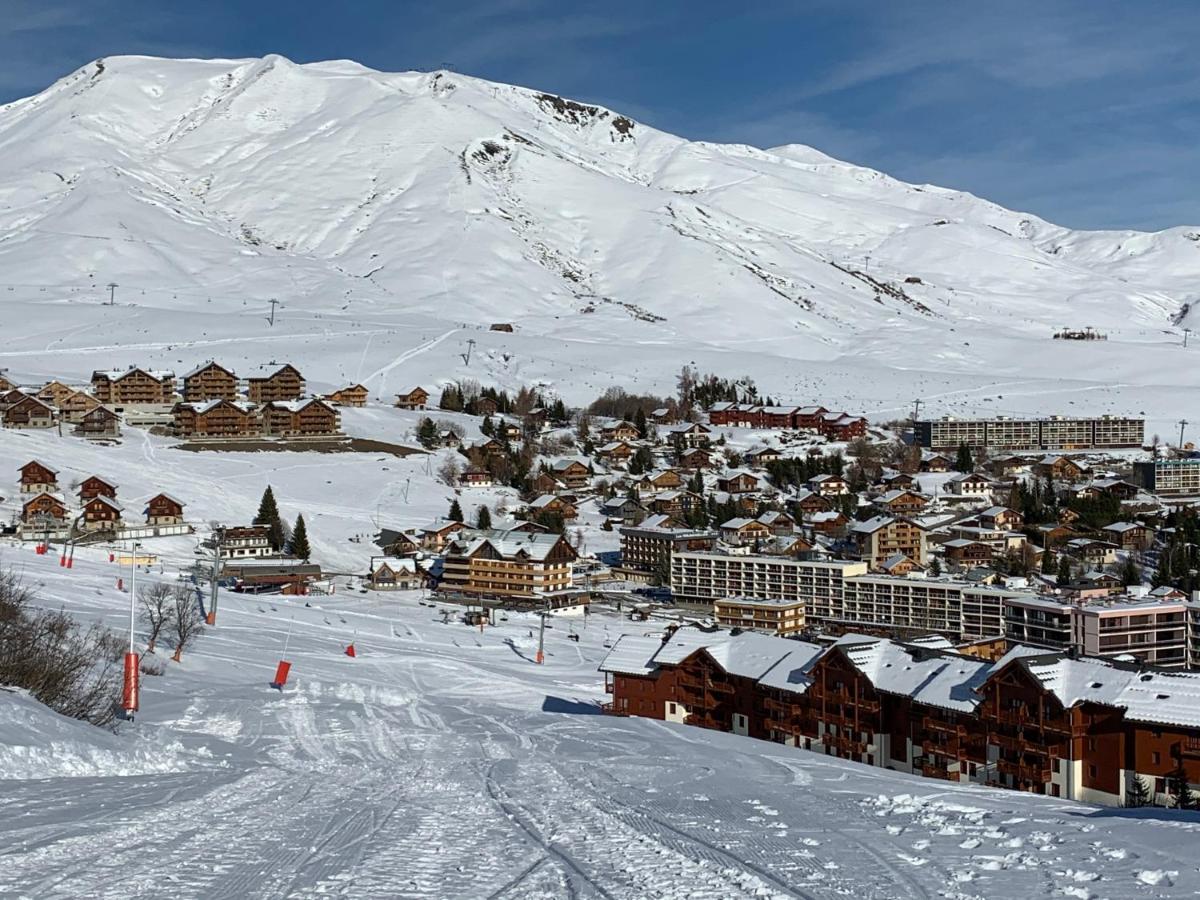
1132 458 1200 497
440 528 577 600
915 415 1144 451
91 367 176 406
1005 594 1189 668
602 626 1200 808
713 597 805 636
619 522 717 574
671 552 1017 642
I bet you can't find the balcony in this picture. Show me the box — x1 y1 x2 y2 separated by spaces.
997 760 1052 783
921 716 965 736
600 702 628 717
921 762 957 781
1180 736 1200 757
826 736 869 757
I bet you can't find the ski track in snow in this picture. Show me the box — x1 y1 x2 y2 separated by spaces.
3 547 1200 898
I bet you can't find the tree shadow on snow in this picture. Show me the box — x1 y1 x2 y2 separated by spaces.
541 696 602 716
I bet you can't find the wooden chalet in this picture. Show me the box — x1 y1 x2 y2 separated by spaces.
246 364 305 404
58 390 102 423
719 517 772 546
679 447 714 470
394 386 429 410
144 493 185 525
548 459 593 491
2 395 54 428
942 539 994 568
419 519 468 552
756 510 795 535
262 399 342 437
74 405 120 439
793 490 832 515
81 495 123 532
35 381 74 406
874 489 929 516
919 452 953 473
78 475 118 502
530 471 565 495
743 446 783 467
808 473 848 496
173 400 260 439
220 525 273 559
377 528 421 557
368 559 424 591
325 384 369 407
182 361 240 402
601 420 640 442
807 509 848 536
716 471 759 495
461 467 494 487
977 506 1024 531
596 440 634 464
1037 455 1090 482
19 460 59 494
527 494 578 520
91 367 176 405
0 388 29 414
22 492 68 525
440 529 578 600
1101 521 1153 551
0 372 13 392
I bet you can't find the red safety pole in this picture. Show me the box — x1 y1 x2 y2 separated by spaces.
122 652 139 713
272 617 294 690
66 544 75 569
345 630 357 658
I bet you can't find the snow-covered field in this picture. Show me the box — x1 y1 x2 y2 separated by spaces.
2 543 1199 899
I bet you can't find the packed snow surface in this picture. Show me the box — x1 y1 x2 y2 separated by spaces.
0 55 1198 432
3 542 1200 899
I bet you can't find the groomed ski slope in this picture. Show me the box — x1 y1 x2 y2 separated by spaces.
1 543 1197 899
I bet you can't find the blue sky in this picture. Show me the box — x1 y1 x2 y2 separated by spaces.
2 0 1196 230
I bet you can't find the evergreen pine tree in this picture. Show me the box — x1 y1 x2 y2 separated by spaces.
1056 553 1073 584
1168 765 1195 809
476 505 492 529
1041 547 1057 575
417 417 438 448
254 486 285 551
1119 554 1142 587
448 499 464 522
954 443 974 473
635 407 648 439
1125 773 1152 808
480 415 494 436
928 556 942 576
288 514 311 561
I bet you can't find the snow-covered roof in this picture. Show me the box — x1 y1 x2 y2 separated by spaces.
757 643 825 695
452 529 568 562
838 636 992 713
598 633 664 676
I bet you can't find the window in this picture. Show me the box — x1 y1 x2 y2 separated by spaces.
669 703 677 715
1152 751 1161 766
1087 738 1097 751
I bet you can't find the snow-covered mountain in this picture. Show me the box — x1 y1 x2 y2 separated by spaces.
1 55 1198 427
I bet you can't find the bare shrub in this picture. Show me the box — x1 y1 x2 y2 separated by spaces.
0 570 122 727
138 582 175 653
438 457 461 487
171 585 205 662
